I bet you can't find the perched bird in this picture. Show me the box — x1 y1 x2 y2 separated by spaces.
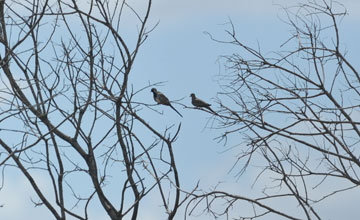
190 93 216 114
151 88 183 117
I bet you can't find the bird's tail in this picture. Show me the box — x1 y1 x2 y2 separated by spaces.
170 104 183 117
207 106 220 116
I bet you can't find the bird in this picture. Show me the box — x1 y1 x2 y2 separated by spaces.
190 93 217 114
151 88 183 117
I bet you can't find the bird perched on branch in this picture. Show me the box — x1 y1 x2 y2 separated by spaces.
190 93 216 114
151 88 183 117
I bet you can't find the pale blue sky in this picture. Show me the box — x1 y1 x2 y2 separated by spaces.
1 0 360 219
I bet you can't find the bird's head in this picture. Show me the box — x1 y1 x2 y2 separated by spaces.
151 88 157 93
190 93 195 98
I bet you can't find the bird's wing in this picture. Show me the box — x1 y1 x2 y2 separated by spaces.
193 98 211 107
156 92 171 105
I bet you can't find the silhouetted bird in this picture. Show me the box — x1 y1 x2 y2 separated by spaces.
151 88 183 117
190 93 216 114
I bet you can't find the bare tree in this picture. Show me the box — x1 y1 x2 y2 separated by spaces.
0 1 184 219
187 0 360 219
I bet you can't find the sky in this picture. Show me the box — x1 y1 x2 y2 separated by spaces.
1 0 360 219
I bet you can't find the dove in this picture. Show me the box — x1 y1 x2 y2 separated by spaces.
190 93 216 114
151 88 183 117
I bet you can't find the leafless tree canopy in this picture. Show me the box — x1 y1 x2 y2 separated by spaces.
0 1 184 219
1 0 359 220
187 1 360 219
